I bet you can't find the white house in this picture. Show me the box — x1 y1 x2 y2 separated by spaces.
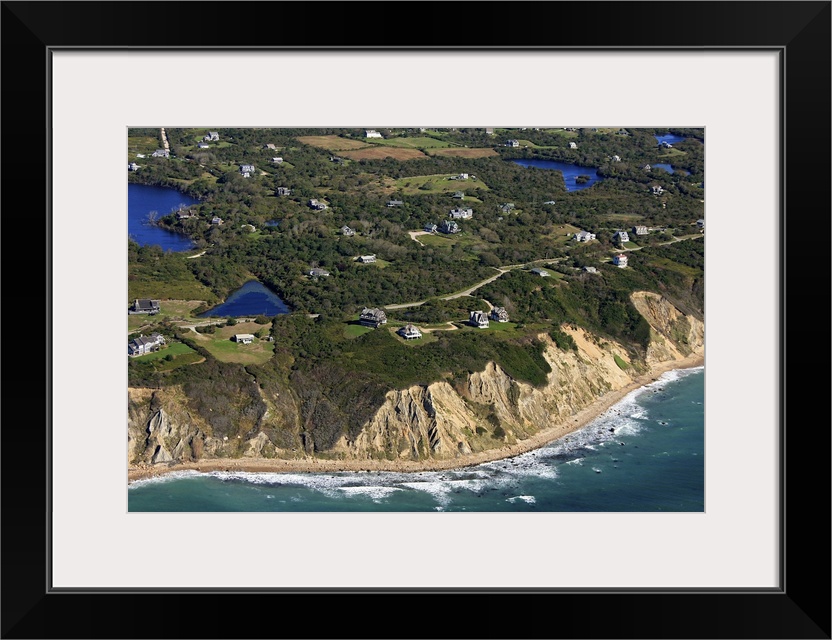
271 157 284 164
197 142 210 149
341 225 355 236
240 164 255 176
308 199 327 210
358 254 377 263
309 268 330 277
449 207 473 219
205 131 219 141
651 185 665 195
128 333 165 356
613 230 630 245
613 254 628 268
211 216 224 225
574 230 596 242
128 162 139 171
152 149 169 158
530 268 550 277
398 324 423 340
632 225 649 236
612 155 621 162
469 311 489 328
569 142 578 149
583 266 598 274
365 129 383 138
276 187 292 196
490 307 509 322
234 334 256 344
505 139 520 147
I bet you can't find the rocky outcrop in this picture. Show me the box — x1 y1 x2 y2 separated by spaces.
128 292 703 467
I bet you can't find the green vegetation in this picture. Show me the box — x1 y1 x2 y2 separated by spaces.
127 126 704 453
613 353 630 370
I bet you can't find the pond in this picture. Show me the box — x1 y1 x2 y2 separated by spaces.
128 183 200 251
651 163 690 176
510 159 603 192
198 280 291 317
654 133 686 146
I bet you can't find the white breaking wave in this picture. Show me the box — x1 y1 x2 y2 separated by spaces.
506 495 536 504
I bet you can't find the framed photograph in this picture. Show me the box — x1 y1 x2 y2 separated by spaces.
3 1 829 638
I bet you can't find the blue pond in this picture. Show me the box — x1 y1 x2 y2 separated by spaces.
652 163 689 176
655 133 686 146
128 183 200 251
510 159 602 191
199 280 290 317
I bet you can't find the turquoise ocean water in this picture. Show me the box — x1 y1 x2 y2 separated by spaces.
129 367 704 513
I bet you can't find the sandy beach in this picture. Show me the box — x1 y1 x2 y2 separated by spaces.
128 353 703 484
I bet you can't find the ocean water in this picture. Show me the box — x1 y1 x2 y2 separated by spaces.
129 367 704 512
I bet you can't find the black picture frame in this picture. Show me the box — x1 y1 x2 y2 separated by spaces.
2 2 829 638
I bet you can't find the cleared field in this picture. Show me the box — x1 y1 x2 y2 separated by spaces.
394 173 491 195
128 299 207 331
128 136 161 158
340 147 428 161
418 233 457 247
191 321 274 364
428 148 499 158
368 136 452 149
344 323 373 339
296 135 370 151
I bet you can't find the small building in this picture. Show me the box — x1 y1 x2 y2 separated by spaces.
264 143 277 150
177 210 195 220
439 220 460 234
574 230 596 242
197 142 210 149
451 173 469 180
276 187 292 196
387 199 404 208
651 185 665 195
241 224 256 232
632 225 649 236
617 129 629 136
613 254 628 268
398 324 422 340
485 128 494 135
643 164 652 172
452 191 465 200
341 225 355 236
469 311 490 329
449 207 473 219
358 254 377 263
211 216 223 225
612 155 621 162
569 142 578 149
205 131 220 141
152 149 169 158
505 139 520 147
530 268 551 277
490 307 509 323
543 200 556 205
660 141 674 148
309 268 330 277
696 219 705 232
613 230 630 245
128 162 139 171
423 223 437 233
129 298 160 315
240 164 256 176
500 203 515 213
271 157 284 164
233 334 256 344
309 199 328 210
583 266 598 274
128 333 165 357
359 307 387 327
365 129 383 138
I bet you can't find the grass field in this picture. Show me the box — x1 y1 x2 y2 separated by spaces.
128 135 162 158
128 266 219 304
427 147 499 158
393 173 491 195
127 300 208 331
340 147 428 161
344 323 374 339
130 342 205 371
190 321 274 364
657 148 687 158
367 136 453 149
296 135 370 151
417 233 458 247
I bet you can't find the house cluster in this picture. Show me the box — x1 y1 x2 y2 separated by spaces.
152 149 169 158
397 324 422 340
365 129 383 139
309 199 328 210
358 254 377 263
240 164 255 177
128 298 160 315
359 307 387 328
574 230 596 242
449 207 473 220
128 333 165 357
341 225 355 236
204 131 220 142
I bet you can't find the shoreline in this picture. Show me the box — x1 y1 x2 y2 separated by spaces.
128 353 703 484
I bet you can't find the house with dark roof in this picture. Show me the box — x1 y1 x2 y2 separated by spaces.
632 226 649 236
128 299 160 315
505 139 520 147
205 131 219 141
359 307 387 328
469 311 490 328
490 307 509 323
423 223 437 233
128 333 165 356
452 191 465 200
613 230 630 245
530 268 551 277
449 207 473 219
574 230 596 242
152 149 169 158
341 225 355 236
439 220 460 234
309 199 328 210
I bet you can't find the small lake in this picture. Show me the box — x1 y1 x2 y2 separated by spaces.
654 133 686 146
128 183 200 251
199 280 291 317
510 159 603 192
651 163 690 176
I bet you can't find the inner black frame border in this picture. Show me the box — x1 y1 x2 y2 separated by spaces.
2 2 829 638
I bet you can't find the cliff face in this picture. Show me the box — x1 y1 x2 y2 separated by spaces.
128 292 703 466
